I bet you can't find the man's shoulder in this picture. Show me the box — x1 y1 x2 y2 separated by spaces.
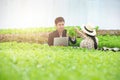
49 29 67 37
49 30 57 37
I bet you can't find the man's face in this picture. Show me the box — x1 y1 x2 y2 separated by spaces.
56 21 65 32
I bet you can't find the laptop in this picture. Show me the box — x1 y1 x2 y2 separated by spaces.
53 37 68 46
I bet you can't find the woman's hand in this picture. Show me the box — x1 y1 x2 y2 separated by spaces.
74 27 80 34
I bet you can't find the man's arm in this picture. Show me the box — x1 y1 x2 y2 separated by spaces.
66 30 76 44
69 37 76 44
48 33 53 46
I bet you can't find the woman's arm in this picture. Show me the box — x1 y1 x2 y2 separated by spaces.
75 27 87 39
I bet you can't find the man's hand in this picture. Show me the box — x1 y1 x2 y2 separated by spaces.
71 36 76 41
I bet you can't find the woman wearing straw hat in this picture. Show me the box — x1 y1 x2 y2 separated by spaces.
75 25 98 49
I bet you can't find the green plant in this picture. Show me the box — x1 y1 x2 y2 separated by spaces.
95 26 99 30
67 26 81 37
0 42 120 80
68 26 76 37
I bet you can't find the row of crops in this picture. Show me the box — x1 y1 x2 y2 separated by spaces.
0 42 120 80
0 26 120 48
0 27 120 80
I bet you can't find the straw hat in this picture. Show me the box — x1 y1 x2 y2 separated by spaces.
81 24 96 36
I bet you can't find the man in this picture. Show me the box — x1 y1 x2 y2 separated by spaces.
48 17 76 46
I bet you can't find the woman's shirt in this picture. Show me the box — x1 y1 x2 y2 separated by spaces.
77 31 98 49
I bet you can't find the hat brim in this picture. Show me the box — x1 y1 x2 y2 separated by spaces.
81 25 96 36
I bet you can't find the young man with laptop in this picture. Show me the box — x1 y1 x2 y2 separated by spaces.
48 17 76 46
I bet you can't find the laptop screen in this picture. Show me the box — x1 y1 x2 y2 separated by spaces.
53 37 68 46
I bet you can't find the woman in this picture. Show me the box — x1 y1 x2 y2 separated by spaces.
75 25 98 49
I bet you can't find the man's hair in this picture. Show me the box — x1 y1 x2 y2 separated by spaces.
55 17 65 25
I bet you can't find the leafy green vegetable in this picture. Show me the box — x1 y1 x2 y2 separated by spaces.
0 42 120 80
67 26 80 37
95 26 99 30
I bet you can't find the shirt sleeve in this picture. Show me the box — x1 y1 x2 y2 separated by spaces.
69 37 76 44
48 33 53 46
